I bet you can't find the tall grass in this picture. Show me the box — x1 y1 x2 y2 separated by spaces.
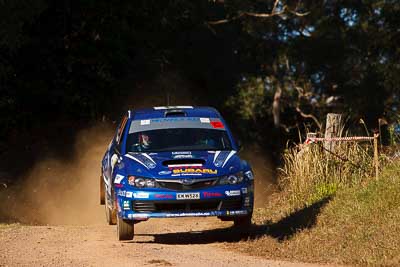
279 141 375 207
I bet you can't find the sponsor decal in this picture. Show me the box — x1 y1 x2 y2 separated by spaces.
172 151 191 155
245 170 254 180
114 174 125 184
172 168 217 175
165 212 212 217
158 170 172 175
117 190 126 197
241 187 248 194
155 194 174 199
171 173 202 177
173 154 193 159
132 214 149 220
200 118 210 123
176 192 200 200
140 119 150 125
151 117 198 123
126 191 133 198
244 196 251 207
226 210 247 216
225 190 241 196
123 200 130 210
202 192 223 198
133 192 149 199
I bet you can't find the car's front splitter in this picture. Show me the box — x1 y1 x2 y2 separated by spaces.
120 209 251 221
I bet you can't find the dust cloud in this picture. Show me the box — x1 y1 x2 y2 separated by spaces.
240 144 277 208
1 123 113 225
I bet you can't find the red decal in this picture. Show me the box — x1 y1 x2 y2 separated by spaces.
210 121 224 129
202 192 223 198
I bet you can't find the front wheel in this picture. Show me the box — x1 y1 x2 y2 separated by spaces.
117 216 134 241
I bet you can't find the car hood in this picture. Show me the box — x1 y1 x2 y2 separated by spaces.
121 150 241 178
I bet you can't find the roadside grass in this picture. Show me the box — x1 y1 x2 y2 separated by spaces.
230 159 400 266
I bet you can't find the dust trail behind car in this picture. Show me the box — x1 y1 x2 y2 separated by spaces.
0 123 113 225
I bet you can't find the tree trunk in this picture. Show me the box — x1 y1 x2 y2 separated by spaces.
272 86 282 128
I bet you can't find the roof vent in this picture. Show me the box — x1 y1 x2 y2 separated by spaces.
164 109 186 117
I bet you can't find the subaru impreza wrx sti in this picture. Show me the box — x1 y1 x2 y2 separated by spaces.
100 106 254 240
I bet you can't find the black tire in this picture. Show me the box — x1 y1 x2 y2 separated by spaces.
233 215 252 228
117 216 134 241
100 175 105 205
105 196 117 225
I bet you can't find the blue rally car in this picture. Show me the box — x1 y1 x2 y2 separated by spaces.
100 106 254 240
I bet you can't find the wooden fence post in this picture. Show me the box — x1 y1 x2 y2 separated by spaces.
374 133 379 179
324 113 343 153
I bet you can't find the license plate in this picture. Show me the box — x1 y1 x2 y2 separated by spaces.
176 192 200 200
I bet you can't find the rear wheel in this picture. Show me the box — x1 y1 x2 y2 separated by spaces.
105 196 117 225
117 216 134 240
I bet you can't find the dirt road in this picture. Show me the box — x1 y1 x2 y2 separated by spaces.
1 215 326 267
0 126 329 267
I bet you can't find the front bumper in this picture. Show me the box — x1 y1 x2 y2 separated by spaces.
116 184 254 221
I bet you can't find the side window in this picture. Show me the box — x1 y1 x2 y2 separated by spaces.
115 115 128 153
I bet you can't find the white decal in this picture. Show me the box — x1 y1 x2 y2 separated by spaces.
222 150 237 167
159 170 172 175
213 151 221 163
117 190 126 197
241 187 248 194
167 163 202 167
142 153 156 164
133 192 149 199
140 119 150 125
125 154 149 169
114 174 125 184
172 151 191 155
200 118 210 123
173 154 193 159
225 190 241 196
126 191 133 198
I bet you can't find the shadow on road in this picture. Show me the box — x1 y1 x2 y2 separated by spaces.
131 197 331 245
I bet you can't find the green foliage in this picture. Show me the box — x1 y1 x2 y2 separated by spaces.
225 76 268 122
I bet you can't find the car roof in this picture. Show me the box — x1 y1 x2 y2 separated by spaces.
130 106 221 120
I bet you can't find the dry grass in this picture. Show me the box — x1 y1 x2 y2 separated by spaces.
227 158 400 266
280 141 374 207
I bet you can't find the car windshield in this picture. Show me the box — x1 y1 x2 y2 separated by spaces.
126 128 232 152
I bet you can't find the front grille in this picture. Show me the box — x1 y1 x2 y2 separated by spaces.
157 179 217 191
133 197 242 213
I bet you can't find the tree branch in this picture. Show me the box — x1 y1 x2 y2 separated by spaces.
208 0 309 25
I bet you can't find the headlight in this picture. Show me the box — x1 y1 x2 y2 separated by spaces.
218 172 244 185
127 176 156 188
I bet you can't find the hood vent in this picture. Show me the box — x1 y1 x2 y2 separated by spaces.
163 159 205 167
